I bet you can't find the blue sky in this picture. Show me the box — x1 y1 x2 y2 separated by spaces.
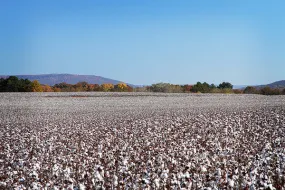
0 0 284 85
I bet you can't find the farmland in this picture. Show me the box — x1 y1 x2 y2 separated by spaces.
0 92 285 189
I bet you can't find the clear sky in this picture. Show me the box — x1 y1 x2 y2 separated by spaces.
0 0 284 85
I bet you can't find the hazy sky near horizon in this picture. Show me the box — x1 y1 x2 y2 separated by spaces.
0 0 284 85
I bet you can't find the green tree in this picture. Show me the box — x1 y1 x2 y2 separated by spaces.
54 82 73 92
218 82 233 89
150 83 170 92
260 86 280 95
74 82 89 91
191 82 210 93
0 76 32 92
6 76 20 92
210 84 216 89
19 79 32 92
243 86 258 94
0 78 5 91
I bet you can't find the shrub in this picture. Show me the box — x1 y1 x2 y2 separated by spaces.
243 86 258 94
221 88 234 94
210 88 222 93
233 89 243 94
260 86 281 95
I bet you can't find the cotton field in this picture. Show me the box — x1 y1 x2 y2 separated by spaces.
0 92 285 190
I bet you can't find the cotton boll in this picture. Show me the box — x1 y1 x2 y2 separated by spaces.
201 166 207 173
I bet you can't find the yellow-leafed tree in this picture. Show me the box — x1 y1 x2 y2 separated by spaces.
31 80 43 92
101 83 114 92
115 83 128 92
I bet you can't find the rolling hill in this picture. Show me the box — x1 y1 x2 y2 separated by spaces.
0 74 128 86
256 80 285 89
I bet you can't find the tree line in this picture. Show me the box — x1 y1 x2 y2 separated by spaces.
53 82 133 92
0 76 42 92
1 76 285 95
243 86 285 95
142 82 285 95
135 82 237 93
0 76 133 92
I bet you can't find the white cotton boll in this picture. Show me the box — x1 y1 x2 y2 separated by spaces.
264 183 269 188
34 162 40 170
67 183 74 190
180 173 186 179
113 175 118 186
123 158 128 166
228 179 234 187
184 172 190 178
31 182 41 190
276 167 281 175
267 184 276 190
53 164 59 172
171 178 178 185
234 168 238 175
79 183 86 190
94 171 104 182
64 167 71 176
154 178 160 188
30 170 39 180
201 166 207 173
161 170 168 179
95 184 105 190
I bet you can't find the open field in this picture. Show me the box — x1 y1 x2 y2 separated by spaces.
0 92 285 189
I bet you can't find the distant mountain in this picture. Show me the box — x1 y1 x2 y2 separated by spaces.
233 85 248 89
233 81 285 90
0 74 130 86
256 80 285 89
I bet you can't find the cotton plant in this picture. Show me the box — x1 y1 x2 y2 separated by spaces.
0 93 285 189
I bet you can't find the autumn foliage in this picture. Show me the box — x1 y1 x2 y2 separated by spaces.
42 85 53 92
101 84 114 92
114 83 129 92
30 80 43 92
1 76 285 95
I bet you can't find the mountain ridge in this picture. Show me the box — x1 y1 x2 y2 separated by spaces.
255 80 285 89
0 74 129 86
